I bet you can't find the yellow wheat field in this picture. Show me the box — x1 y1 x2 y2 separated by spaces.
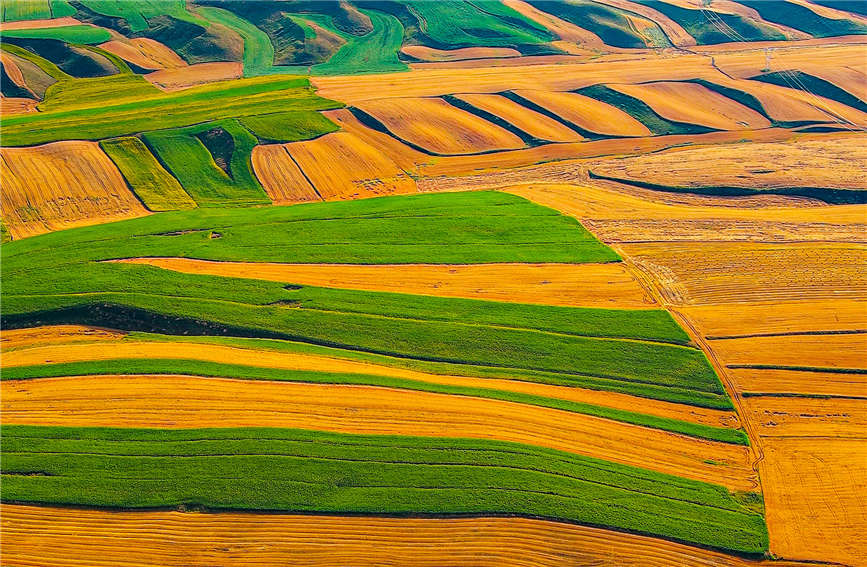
401 46 521 62
250 144 321 203
453 93 583 142
0 141 148 239
99 38 187 70
511 90 652 137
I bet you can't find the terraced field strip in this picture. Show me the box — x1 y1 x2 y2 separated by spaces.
144 62 243 91
282 131 417 199
619 242 867 305
2 74 341 146
608 82 771 130
510 89 652 137
1 425 767 553
1 505 813 567
451 93 582 143
354 97 525 154
0 330 737 430
111 258 655 308
401 46 521 62
0 374 750 487
0 140 148 239
728 367 866 398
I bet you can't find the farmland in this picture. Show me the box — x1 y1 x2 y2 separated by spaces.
1 1 865 566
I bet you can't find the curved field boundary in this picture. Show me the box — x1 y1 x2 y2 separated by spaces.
98 39 187 71
1 24 110 44
100 137 196 212
450 93 582 143
1 425 766 553
311 9 407 76
107 258 655 309
144 62 242 91
0 325 125 350
502 0 608 46
251 145 321 204
441 94 549 146
0 371 749 457
607 82 771 130
0 140 148 239
593 0 696 46
509 89 652 137
0 505 815 567
751 70 867 114
353 97 525 155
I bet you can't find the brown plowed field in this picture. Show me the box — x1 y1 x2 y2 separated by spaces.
1 505 818 567
1 336 737 430
283 131 417 199
110 258 656 308
453 93 583 142
759 438 867 566
0 141 148 239
99 38 187 70
609 82 772 130
620 242 867 305
354 97 525 154
250 144 321 203
511 90 652 137
401 46 521 62
145 62 242 91
588 135 867 191
1 325 126 350
1 374 754 489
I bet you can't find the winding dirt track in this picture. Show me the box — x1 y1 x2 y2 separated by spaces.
109 259 656 308
0 505 818 567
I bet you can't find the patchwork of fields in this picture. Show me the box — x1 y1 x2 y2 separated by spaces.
1 1 865 566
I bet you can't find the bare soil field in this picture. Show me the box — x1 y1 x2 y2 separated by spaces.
111 259 656 308
0 506 817 567
0 141 148 239
1 373 753 489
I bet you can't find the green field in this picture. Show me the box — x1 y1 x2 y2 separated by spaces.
526 0 661 48
312 10 407 76
0 425 768 554
141 119 269 207
239 110 338 142
634 0 785 44
2 74 342 146
737 0 867 37
100 137 196 211
37 74 161 111
1 25 111 44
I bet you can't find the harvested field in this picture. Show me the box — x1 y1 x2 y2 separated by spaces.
588 135 867 192
401 46 521 62
3 333 737 430
511 90 652 137
502 0 606 46
99 38 187 70
0 17 81 30
323 108 429 171
0 325 125 350
452 93 583 143
608 82 771 130
0 505 813 567
759 438 867 566
710 333 867 370
283 131 418 199
729 367 866 398
251 145 321 204
0 97 37 114
1 374 753 489
112 259 654 309
354 97 525 154
592 0 696 46
742 396 867 438
144 62 242 91
0 141 148 239
620 242 867 305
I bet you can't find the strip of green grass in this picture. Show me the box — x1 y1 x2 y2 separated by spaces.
736 0 867 37
2 25 111 45
0 425 768 555
239 110 338 143
100 137 196 211
2 74 342 146
141 119 270 207
1 359 746 444
312 9 407 76
38 74 161 112
576 84 714 135
633 0 784 44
